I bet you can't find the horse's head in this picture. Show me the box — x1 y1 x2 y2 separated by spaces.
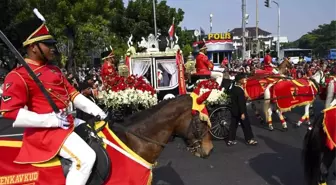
119 95 213 163
311 69 325 85
184 111 212 158
172 97 213 158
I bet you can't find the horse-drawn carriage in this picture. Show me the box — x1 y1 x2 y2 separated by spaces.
121 34 232 140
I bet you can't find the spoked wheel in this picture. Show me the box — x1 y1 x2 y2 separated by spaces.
209 106 231 140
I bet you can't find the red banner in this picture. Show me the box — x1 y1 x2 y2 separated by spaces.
0 122 153 185
176 50 186 95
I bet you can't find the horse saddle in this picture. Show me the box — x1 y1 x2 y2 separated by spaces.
60 124 111 185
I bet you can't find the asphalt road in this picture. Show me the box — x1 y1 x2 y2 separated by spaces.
0 100 335 185
153 100 336 185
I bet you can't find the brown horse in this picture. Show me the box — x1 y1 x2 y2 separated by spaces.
110 94 214 163
0 94 213 185
277 58 292 75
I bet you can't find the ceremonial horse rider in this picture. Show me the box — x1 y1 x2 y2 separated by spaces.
0 9 107 185
100 47 116 85
195 42 223 85
263 49 278 74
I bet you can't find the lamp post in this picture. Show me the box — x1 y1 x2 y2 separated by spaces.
272 1 280 60
210 13 213 33
256 0 259 58
242 0 247 60
153 0 158 37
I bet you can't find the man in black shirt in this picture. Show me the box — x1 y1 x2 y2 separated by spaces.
227 73 257 146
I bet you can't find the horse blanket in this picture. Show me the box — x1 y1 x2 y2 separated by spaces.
271 79 317 112
254 69 274 75
323 106 336 150
0 122 153 185
245 77 278 100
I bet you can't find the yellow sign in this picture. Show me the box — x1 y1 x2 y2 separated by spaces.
0 172 39 185
208 32 231 40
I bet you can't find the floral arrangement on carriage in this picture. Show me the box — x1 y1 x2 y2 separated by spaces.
194 79 229 106
99 73 158 119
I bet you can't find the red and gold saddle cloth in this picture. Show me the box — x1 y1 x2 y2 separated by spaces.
271 79 317 112
323 106 336 150
0 122 153 185
245 77 278 100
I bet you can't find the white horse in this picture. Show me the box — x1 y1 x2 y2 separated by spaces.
263 69 325 131
325 76 336 108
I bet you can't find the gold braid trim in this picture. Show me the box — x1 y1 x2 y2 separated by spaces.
70 91 80 102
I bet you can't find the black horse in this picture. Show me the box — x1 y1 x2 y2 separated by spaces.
303 114 336 185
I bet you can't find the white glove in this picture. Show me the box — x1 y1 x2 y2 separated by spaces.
56 113 72 130
98 111 107 120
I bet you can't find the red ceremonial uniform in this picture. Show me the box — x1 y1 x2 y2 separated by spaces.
101 61 116 83
290 68 297 79
0 59 79 164
195 52 214 75
263 54 273 72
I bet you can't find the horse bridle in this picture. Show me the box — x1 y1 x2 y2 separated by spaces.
186 116 209 154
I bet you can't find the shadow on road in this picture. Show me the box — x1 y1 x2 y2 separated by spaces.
249 135 304 185
152 161 185 185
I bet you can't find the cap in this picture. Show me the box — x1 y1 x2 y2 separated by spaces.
198 42 207 51
14 8 56 48
235 73 247 82
101 46 114 60
78 82 92 92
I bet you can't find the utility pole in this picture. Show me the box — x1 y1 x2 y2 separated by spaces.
242 0 247 60
273 1 280 60
152 0 158 37
256 0 259 58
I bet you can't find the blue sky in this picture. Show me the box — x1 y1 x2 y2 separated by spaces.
124 0 336 41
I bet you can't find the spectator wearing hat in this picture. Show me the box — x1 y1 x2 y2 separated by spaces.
227 73 257 146
76 82 96 121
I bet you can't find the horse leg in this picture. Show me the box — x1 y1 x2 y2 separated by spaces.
276 109 288 130
264 103 274 131
251 102 263 123
319 148 336 185
264 85 273 131
297 104 311 126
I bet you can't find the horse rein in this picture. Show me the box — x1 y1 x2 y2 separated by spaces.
110 122 166 147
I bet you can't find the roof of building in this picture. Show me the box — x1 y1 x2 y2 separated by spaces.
230 27 272 37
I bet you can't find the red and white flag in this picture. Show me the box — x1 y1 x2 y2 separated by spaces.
168 17 175 40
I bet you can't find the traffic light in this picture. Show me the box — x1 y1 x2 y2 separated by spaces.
264 0 270 7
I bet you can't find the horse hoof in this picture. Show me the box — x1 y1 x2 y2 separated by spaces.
282 127 288 132
268 125 274 131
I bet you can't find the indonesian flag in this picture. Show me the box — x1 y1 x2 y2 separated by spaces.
168 18 175 40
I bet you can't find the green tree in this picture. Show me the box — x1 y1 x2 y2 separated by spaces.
283 20 336 57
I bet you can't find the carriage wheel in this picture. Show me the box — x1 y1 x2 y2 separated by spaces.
209 106 231 140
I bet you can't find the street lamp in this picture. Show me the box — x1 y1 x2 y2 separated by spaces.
272 1 280 60
242 0 247 60
210 13 213 33
153 0 158 37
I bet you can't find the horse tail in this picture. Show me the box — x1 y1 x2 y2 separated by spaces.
302 113 325 185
